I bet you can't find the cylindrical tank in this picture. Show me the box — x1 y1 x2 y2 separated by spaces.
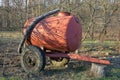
23 12 82 52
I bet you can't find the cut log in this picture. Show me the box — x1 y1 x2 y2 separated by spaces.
90 63 107 77
90 55 120 77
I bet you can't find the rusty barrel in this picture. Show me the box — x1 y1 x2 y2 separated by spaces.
23 12 82 52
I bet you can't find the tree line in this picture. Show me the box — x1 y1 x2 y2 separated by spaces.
0 0 120 41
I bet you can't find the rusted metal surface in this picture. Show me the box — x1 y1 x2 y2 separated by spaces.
46 52 110 65
23 12 82 52
20 10 111 66
18 9 60 53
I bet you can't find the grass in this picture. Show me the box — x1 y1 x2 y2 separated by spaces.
0 31 22 39
0 77 21 80
0 31 120 80
0 31 22 44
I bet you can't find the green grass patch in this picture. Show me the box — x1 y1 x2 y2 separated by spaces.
0 31 22 39
0 77 22 80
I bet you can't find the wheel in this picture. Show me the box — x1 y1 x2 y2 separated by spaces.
50 57 70 67
21 45 46 74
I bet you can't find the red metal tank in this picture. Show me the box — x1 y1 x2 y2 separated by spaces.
23 12 82 52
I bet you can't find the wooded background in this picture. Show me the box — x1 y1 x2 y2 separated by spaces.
0 0 120 41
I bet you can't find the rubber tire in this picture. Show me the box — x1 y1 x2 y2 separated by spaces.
21 45 46 74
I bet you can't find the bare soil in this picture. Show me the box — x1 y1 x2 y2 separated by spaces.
0 40 90 80
0 38 120 80
0 41 24 77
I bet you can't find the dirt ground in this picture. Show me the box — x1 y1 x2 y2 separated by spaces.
0 41 24 77
0 40 90 80
0 38 120 80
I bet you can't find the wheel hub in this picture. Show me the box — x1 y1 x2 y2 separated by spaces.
23 51 37 70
